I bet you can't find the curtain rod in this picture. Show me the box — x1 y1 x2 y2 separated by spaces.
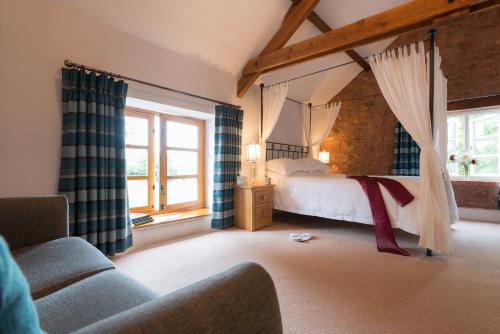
285 92 500 108
286 97 303 105
64 60 241 109
264 38 431 89
285 97 339 109
330 92 500 104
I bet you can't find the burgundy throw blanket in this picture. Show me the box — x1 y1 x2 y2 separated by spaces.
348 176 415 256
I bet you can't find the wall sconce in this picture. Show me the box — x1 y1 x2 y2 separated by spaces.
246 143 261 184
318 150 330 164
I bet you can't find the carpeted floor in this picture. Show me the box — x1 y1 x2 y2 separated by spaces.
114 212 500 334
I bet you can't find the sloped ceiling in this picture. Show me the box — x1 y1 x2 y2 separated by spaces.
48 0 409 104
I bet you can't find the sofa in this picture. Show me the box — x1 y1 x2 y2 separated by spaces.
0 196 283 333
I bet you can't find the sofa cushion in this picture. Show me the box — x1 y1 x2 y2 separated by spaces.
35 270 158 334
13 237 115 299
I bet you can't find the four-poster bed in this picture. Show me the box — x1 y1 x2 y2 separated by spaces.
258 29 457 256
264 142 422 248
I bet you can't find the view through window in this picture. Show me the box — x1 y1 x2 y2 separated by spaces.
125 108 205 213
447 108 500 178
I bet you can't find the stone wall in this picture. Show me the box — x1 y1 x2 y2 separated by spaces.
452 181 500 210
322 71 396 175
321 7 500 208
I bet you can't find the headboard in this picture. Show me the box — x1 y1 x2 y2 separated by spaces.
265 141 309 161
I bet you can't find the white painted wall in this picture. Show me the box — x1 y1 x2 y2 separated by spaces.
130 216 212 250
46 0 408 103
0 0 260 197
268 100 305 146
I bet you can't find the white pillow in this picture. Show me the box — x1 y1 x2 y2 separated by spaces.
295 158 326 173
265 159 300 176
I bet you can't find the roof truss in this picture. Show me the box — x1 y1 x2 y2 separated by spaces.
288 0 371 71
237 0 320 97
237 0 500 97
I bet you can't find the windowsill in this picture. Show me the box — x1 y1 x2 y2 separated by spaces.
451 176 500 183
133 208 212 229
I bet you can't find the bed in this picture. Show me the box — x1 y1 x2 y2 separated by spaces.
265 141 421 236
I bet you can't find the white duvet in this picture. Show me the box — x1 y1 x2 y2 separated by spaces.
268 171 421 235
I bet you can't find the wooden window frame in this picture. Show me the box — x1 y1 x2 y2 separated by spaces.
159 114 205 213
125 108 155 213
447 107 500 179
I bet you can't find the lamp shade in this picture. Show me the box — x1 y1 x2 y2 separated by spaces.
246 143 261 161
318 151 330 164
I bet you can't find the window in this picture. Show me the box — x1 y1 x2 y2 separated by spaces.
447 108 500 178
125 110 154 212
160 115 204 211
125 108 205 213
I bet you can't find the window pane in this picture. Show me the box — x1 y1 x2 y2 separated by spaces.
166 121 198 149
447 161 457 175
125 116 148 146
167 150 198 176
474 156 498 175
167 178 198 205
472 138 498 155
128 179 148 208
126 148 148 176
447 116 464 175
471 115 498 138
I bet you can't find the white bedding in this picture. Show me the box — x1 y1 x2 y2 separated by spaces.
268 171 421 235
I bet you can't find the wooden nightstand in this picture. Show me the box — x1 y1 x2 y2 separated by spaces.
235 184 273 231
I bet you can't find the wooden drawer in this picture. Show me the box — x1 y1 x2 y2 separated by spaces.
255 205 272 221
255 190 272 206
254 217 272 230
235 184 273 232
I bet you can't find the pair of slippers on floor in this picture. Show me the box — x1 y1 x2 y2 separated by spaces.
289 233 312 242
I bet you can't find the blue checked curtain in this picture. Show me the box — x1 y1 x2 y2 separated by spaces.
58 68 132 256
212 105 243 229
392 121 421 176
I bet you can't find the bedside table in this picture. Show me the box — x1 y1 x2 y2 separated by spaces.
235 184 273 231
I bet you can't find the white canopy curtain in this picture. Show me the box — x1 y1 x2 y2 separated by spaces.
369 41 452 253
432 47 460 225
261 82 289 141
302 102 342 158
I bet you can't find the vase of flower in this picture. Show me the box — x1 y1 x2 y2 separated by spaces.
449 153 478 178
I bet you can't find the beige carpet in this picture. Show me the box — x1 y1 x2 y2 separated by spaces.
114 213 500 334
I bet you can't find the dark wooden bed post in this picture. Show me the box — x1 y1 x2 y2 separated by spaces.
426 29 437 257
308 102 312 145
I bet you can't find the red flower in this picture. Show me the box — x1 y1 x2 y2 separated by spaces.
471 159 478 165
449 154 456 161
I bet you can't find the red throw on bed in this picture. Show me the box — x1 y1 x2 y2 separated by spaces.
348 176 414 256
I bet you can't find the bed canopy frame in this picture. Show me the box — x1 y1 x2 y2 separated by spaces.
259 29 438 139
259 29 440 256
265 142 309 161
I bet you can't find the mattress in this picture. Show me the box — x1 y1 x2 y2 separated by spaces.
267 171 421 235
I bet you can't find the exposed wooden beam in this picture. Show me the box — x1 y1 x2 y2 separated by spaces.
448 94 500 111
237 0 320 97
305 9 332 33
344 50 370 71
291 0 371 71
469 0 500 13
242 0 487 76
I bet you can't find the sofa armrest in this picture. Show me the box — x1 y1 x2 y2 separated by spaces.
75 262 283 334
0 196 69 250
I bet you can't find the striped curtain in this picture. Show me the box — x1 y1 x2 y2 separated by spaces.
498 188 500 210
212 105 243 229
58 68 132 256
392 121 421 176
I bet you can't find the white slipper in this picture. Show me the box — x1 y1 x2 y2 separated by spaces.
300 233 312 242
289 233 312 242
